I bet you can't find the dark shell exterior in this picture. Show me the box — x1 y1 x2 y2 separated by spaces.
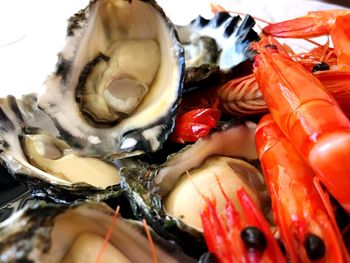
176 12 260 88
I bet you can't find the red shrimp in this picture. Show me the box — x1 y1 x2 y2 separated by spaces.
263 10 350 71
252 36 350 215
255 114 348 262
200 180 285 263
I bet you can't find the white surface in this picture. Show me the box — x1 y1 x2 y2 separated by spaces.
0 0 345 97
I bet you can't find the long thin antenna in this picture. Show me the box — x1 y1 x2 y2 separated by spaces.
95 206 120 263
143 219 159 263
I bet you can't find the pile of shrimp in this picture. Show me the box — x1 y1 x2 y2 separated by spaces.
171 6 350 263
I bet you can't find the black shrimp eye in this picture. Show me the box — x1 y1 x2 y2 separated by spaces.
198 252 218 263
304 234 326 260
312 62 330 72
240 226 267 252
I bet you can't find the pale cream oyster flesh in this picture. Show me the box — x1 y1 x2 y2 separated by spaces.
0 95 120 203
120 121 269 256
156 122 267 231
39 0 185 159
0 203 194 262
163 156 264 230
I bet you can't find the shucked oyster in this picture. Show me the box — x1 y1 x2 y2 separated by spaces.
39 0 185 159
121 121 269 257
0 95 120 203
0 202 194 262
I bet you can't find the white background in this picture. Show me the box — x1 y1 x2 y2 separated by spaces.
0 0 345 97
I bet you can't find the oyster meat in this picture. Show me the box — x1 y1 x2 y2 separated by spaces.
0 95 120 203
121 121 268 257
0 202 194 262
39 0 185 159
163 156 265 230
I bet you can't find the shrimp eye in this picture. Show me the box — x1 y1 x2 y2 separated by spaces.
198 252 218 263
240 226 267 251
312 62 329 72
304 234 326 260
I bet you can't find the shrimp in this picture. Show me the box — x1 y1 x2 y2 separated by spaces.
314 70 350 116
218 74 267 116
211 3 343 70
255 114 348 262
262 10 350 71
252 36 350 215
217 70 350 118
288 40 337 72
200 179 285 263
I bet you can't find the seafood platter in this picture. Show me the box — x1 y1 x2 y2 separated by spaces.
1 0 350 262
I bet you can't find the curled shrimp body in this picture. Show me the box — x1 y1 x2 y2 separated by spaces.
256 114 347 263
253 37 350 215
217 70 350 118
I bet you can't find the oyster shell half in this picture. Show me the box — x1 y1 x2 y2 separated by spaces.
120 121 268 257
176 12 259 87
39 0 185 159
0 95 120 203
0 202 194 262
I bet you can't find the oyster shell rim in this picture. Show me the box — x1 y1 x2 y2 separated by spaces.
0 202 195 262
38 0 186 160
0 94 122 204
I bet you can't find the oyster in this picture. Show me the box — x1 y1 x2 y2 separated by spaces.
39 0 185 159
0 95 120 203
121 121 269 257
176 12 259 87
0 202 194 262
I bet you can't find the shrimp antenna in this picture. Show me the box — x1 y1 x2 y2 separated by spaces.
143 219 159 263
186 170 209 202
214 174 230 202
95 206 120 263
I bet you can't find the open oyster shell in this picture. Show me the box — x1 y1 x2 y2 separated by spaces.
120 121 269 257
0 202 194 262
39 0 185 160
0 95 121 203
176 12 259 88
